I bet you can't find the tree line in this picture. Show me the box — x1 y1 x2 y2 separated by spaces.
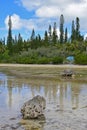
0 14 87 64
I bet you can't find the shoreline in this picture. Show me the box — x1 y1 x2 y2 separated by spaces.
0 63 87 68
0 63 87 82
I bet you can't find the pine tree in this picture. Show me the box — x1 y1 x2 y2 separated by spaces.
14 35 17 45
71 20 76 42
7 16 13 54
60 14 64 43
44 31 48 46
30 29 35 41
75 17 83 41
48 25 52 43
37 34 41 42
44 31 48 42
65 27 68 43
52 22 58 44
17 33 23 51
76 17 80 40
30 29 36 48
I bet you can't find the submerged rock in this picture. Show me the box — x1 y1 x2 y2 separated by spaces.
20 119 41 130
21 95 46 119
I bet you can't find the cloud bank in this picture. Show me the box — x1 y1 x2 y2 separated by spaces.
20 0 87 20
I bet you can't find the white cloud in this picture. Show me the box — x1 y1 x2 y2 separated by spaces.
36 6 61 18
64 2 87 19
20 0 42 11
20 0 87 18
18 0 87 31
5 14 37 30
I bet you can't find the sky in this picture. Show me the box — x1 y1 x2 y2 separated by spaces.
0 0 87 40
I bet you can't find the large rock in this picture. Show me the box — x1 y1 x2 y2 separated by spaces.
21 95 46 119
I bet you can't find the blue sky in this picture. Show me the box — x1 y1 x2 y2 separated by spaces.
0 0 87 41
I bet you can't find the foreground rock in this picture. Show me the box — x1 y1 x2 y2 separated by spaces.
21 95 46 119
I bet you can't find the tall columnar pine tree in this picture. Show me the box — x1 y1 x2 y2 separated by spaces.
30 29 35 41
48 25 52 43
14 35 17 44
7 15 13 54
71 20 76 42
71 17 83 42
65 27 68 43
30 29 36 48
37 34 41 42
17 33 23 51
44 31 48 43
76 17 80 40
75 17 83 41
35 34 41 47
60 14 64 43
52 22 58 44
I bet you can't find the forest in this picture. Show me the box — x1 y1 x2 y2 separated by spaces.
0 14 87 64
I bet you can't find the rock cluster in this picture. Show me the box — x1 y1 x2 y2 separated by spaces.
21 95 46 119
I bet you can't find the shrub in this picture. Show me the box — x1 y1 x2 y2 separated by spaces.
36 57 50 64
16 56 37 64
52 57 63 64
75 53 87 65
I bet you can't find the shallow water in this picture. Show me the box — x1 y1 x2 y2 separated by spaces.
0 72 87 130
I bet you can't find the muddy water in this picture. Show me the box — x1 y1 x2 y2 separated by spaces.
0 72 87 130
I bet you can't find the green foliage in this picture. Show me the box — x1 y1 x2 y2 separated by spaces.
0 41 87 64
16 56 36 64
36 57 51 64
0 50 12 63
15 56 63 64
4 46 63 64
75 53 87 65
52 57 63 64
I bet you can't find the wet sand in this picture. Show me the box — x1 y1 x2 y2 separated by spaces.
0 63 87 82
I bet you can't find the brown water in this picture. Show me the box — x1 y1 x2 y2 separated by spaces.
0 72 87 130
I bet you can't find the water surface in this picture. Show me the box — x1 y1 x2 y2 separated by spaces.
0 72 87 130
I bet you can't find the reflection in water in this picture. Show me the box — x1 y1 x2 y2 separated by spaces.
71 83 80 109
0 72 87 125
0 72 87 130
0 73 87 130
